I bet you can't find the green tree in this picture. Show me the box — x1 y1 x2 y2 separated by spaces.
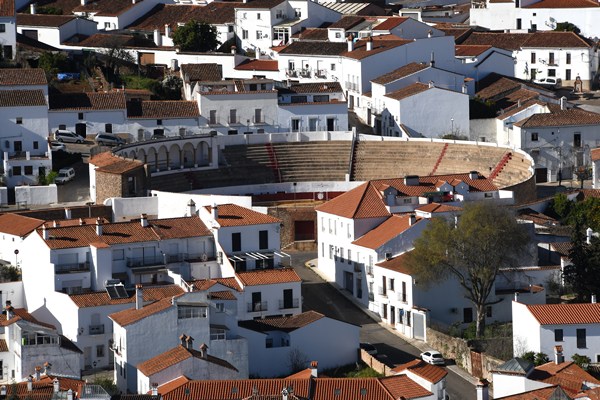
550 193 572 220
38 52 69 79
572 353 591 369
563 221 600 301
405 202 530 338
172 20 220 53
555 22 581 34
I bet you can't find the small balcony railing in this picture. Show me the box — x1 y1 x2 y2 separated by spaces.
247 301 268 312
278 298 299 309
397 292 407 303
89 324 105 335
55 262 90 274
378 287 387 297
366 266 374 276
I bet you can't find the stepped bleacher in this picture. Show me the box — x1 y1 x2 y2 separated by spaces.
491 151 533 188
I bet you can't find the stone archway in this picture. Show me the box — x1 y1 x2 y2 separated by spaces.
169 143 182 169
182 142 195 168
198 141 210 166
157 145 169 171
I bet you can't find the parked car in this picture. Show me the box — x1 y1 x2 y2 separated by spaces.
533 77 562 89
360 342 378 356
54 167 75 184
95 133 125 146
421 350 445 365
49 141 66 151
54 130 84 143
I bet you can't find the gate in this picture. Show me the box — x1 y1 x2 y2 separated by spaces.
471 350 483 378
413 313 425 340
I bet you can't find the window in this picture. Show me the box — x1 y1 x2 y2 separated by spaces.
209 110 217 125
291 118 300 132
177 305 207 319
549 52 555 65
104 22 110 29
257 13 261 19
486 306 492 318
313 95 330 102
78 113 84 120
0 24 5 33
406 310 411 326
157 119 162 125
347 249 351 263
531 132 538 141
554 329 563 341
463 308 473 323
229 109 237 124
242 30 248 40
389 278 395 292
228 25 234 33
59 124 66 130
577 328 587 348
566 69 571 81
256 30 262 40
335 32 341 38
548 69 556 77
329 244 333 259
232 232 241 252
516 18 522 29
259 230 268 249
291 95 308 103
24 166 33 175
96 345 105 358
105 123 112 133
112 249 125 260
294 8 301 17
254 108 263 123
401 281 407 302
331 63 336 71
531 52 536 64
215 303 225 313
16 117 22 125
266 338 273 348
228 129 238 135
566 52 571 64
13 166 21 176
574 133 581 148
33 141 38 150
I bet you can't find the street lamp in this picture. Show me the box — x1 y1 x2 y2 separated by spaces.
451 118 454 134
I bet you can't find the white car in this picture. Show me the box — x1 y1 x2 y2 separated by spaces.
95 133 125 146
49 141 66 151
54 130 85 144
421 350 445 365
55 167 75 184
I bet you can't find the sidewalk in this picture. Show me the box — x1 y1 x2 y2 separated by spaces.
305 258 478 386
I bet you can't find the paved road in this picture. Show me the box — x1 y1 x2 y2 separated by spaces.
289 250 476 400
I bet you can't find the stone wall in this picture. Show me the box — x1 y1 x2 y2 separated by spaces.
96 171 124 205
505 174 537 205
268 204 317 250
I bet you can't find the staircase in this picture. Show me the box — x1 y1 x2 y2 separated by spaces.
489 152 512 180
430 143 449 176
265 143 282 182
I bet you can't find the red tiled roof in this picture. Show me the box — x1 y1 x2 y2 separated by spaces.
0 90 46 107
385 82 431 101
159 379 310 400
343 35 412 60
17 14 76 27
180 63 223 82
497 386 568 400
238 311 325 332
0 69 46 86
371 63 429 85
110 297 175 327
236 268 301 286
0 0 15 16
376 252 413 274
71 33 157 49
373 17 408 31
290 28 329 41
234 59 279 71
207 204 281 227
416 202 462 214
128 4 237 32
353 215 423 250
0 308 55 329
525 0 599 8
0 213 44 237
530 361 600 395
521 31 592 48
463 31 591 51
328 16 365 29
208 290 237 300
455 45 491 57
391 359 448 383
69 285 185 308
89 152 144 174
138 345 237 376
72 0 144 16
126 100 199 119
281 82 342 94
190 277 242 292
39 216 211 249
49 92 126 111
379 375 433 399
526 303 600 325
514 107 600 128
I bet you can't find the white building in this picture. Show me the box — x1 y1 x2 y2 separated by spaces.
461 31 598 90
17 13 98 49
126 100 201 140
391 359 448 400
237 310 359 377
0 212 43 262
470 0 600 40
0 0 16 59
512 300 600 363
592 147 600 189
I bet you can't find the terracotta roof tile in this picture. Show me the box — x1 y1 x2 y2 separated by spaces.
285 368 313 379
138 345 237 376
127 4 239 32
378 375 433 399
280 82 342 94
526 303 600 325
0 0 14 16
328 16 365 29
238 310 325 332
208 290 237 300
72 0 144 16
416 202 462 214
435 25 473 43
190 277 242 292
550 242 571 257
391 359 448 383
49 92 126 111
521 31 592 48
372 17 409 31
343 35 412 60
180 63 223 82
497 386 567 400
0 90 46 107
110 297 176 326
591 148 600 161
0 339 7 352
17 14 76 27
72 33 157 49
290 28 329 41
126 100 199 119
372 62 429 85
278 41 348 56
529 361 600 395
0 213 45 236
515 107 600 128
0 69 46 86
376 252 413 274
455 44 492 57
39 216 211 249
0 308 55 329
207 204 280 227
316 182 390 219
234 59 279 71
385 82 431 101
90 153 144 174
463 31 591 51
236 268 301 286
462 32 530 51
353 215 423 250
525 0 599 7
69 285 185 308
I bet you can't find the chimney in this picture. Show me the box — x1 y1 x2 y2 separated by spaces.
592 294 597 304
135 284 143 310
560 96 566 110
96 217 103 236
27 376 33 392
34 366 41 381
211 204 218 220
476 379 489 400
64 208 72 219
80 0 86 5
409 214 417 226
164 24 171 37
151 383 158 396
430 51 435 67
153 29 162 46
179 334 188 346
469 171 479 180
199 343 208 359
53 220 59 228
30 3 36 14
554 345 564 364
428 81 435 88
310 361 318 378
5 305 13 320
427 29 432 38
79 218 84 226
231 45 237 55
140 214 149 227
42 224 48 240
187 199 196 216
404 175 419 186
132 0 136 4
366 36 373 51
185 335 194 349
347 35 354 52
462 84 467 94
53 378 59 393
67 389 73 400
587 227 593 244
282 388 289 400
44 362 52 376
514 292 519 302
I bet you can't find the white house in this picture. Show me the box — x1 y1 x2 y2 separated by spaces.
461 31 598 90
391 359 448 400
125 100 201 141
0 213 43 262
237 310 359 378
470 0 600 40
0 0 16 59
512 300 600 363
72 0 165 31
16 13 98 49
593 147 600 189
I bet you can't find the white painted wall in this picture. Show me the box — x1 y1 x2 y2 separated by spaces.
15 185 57 206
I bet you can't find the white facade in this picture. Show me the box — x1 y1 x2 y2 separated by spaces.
0 12 16 59
16 17 98 49
49 109 127 137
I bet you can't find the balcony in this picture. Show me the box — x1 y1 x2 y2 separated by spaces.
55 262 90 274
252 115 266 125
378 287 387 297
299 69 311 78
353 262 362 272
366 265 374 276
88 324 105 335
278 298 299 309
208 117 220 126
247 301 268 312
368 293 374 301
126 253 212 268
315 69 327 78
285 69 298 78
228 116 241 126
397 292 407 303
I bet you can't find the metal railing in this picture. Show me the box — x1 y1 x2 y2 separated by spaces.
55 262 90 274
278 298 299 309
88 324 105 335
247 301 268 312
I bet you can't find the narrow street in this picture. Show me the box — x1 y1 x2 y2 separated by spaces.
290 251 476 400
